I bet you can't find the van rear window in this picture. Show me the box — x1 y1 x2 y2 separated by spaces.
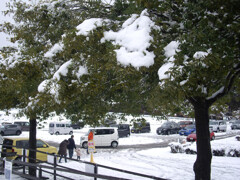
49 124 54 127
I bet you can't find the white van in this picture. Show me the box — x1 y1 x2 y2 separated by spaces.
80 127 119 148
49 122 73 135
209 120 227 132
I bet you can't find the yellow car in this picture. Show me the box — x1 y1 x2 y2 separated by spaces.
1 137 57 162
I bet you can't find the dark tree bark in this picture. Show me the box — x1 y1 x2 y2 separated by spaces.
29 117 37 177
191 99 212 180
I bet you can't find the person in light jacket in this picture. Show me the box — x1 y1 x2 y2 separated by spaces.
58 139 69 163
75 148 81 160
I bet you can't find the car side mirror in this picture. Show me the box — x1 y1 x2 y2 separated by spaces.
43 144 48 148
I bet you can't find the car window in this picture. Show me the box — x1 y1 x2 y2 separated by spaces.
37 140 47 148
209 121 218 125
8 125 17 128
56 124 65 127
49 123 54 127
162 123 171 128
95 129 114 135
3 139 13 149
24 122 30 126
66 124 71 128
95 129 104 135
16 140 29 148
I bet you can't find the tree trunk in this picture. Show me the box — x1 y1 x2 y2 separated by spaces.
29 118 37 177
193 100 212 180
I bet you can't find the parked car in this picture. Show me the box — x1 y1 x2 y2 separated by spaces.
156 121 181 135
49 122 73 135
0 124 22 136
71 121 84 129
131 122 151 133
209 120 227 132
231 121 240 130
1 137 57 162
80 127 119 148
178 121 193 128
14 121 30 131
187 130 215 142
110 124 130 138
103 119 117 126
179 125 196 136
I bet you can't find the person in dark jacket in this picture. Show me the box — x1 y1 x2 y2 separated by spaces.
67 135 76 159
58 139 69 163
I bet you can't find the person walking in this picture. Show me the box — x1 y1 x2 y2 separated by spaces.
75 148 81 160
67 135 76 159
58 139 69 163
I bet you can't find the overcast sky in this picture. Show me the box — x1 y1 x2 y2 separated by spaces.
0 0 14 48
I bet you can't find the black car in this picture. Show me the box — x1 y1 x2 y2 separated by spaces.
131 122 151 133
71 122 84 129
156 121 181 135
111 124 130 138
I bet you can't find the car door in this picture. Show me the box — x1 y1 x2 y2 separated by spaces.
94 129 103 146
61 124 66 134
219 121 227 131
36 140 49 161
101 129 114 146
6 125 16 135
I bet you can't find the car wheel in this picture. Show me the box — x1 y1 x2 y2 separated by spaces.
16 130 21 135
69 131 73 135
55 132 59 135
111 141 118 148
232 126 237 130
82 142 88 149
211 136 215 141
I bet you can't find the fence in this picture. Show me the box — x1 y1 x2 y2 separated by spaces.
0 143 167 180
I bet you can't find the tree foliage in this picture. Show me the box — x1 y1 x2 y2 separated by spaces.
0 0 239 179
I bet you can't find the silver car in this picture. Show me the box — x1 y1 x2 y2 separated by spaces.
231 121 240 130
0 124 22 136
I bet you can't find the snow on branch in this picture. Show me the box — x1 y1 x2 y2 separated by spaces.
206 87 224 101
101 10 156 69
207 62 240 104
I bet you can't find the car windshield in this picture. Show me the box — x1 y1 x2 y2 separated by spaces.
185 125 195 129
209 121 218 125
161 122 173 128
110 124 118 128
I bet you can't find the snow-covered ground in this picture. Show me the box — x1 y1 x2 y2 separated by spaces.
1 110 240 180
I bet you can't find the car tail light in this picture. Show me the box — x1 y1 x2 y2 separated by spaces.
12 149 15 152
